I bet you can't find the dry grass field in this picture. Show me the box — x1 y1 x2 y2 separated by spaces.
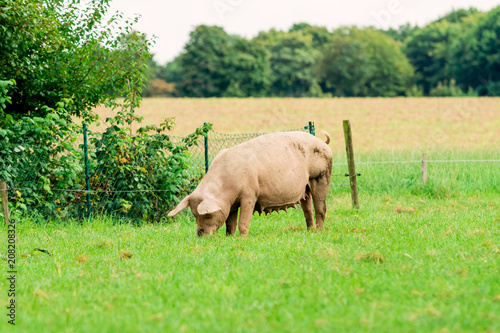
93 97 500 152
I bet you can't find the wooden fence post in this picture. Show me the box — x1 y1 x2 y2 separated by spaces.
83 123 91 221
0 181 9 226
343 120 360 209
422 153 428 184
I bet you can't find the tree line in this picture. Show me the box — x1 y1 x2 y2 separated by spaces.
145 6 500 98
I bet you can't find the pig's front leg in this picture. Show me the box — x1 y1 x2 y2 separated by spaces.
225 211 238 236
237 197 256 237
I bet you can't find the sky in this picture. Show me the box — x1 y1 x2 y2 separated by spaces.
108 0 500 64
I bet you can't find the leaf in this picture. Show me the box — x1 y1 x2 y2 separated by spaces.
13 145 25 152
34 248 52 256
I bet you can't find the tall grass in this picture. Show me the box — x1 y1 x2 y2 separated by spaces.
331 150 500 198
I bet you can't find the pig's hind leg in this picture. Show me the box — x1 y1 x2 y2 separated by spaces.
310 174 331 230
300 185 315 229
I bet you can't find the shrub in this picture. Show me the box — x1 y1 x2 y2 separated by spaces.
429 79 477 97
88 110 211 222
0 81 84 215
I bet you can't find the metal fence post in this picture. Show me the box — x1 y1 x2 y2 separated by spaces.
83 123 91 220
308 121 315 136
204 122 209 173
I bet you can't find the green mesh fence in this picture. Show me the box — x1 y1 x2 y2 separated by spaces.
2 140 88 220
202 123 313 172
2 122 315 222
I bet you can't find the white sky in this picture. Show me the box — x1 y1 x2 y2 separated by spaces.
108 0 500 64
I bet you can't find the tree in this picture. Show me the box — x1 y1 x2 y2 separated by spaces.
449 6 500 95
177 25 272 97
435 7 479 24
289 23 332 49
160 56 184 84
316 33 372 96
223 37 272 97
381 24 420 43
318 27 414 97
255 29 322 97
0 0 152 122
405 8 481 94
177 25 232 97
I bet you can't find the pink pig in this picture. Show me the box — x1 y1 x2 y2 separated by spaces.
168 131 333 237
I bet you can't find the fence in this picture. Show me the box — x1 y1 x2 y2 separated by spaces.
0 122 315 223
1 119 499 225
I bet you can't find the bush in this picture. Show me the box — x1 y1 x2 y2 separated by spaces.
0 80 84 215
88 110 211 222
429 79 477 97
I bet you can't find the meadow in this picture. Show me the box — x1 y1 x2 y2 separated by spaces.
93 97 500 152
2 98 500 332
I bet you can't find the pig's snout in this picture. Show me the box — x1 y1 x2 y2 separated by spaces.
197 227 218 237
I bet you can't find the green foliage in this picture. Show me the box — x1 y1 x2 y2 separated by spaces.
380 23 420 43
160 56 184 84
88 111 211 221
449 7 500 95
0 79 15 110
0 0 152 122
0 1 209 221
404 6 500 96
405 20 457 94
0 78 210 222
177 26 272 97
256 29 322 97
289 23 332 49
0 82 83 214
223 37 272 97
318 28 414 97
435 7 480 23
177 25 232 97
429 79 477 97
316 33 371 97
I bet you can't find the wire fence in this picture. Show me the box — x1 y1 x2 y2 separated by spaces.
1 119 499 223
1 122 314 222
333 159 500 166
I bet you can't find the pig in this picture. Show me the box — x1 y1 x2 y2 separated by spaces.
167 131 333 237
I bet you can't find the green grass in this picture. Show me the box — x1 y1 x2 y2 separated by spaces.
1 150 500 332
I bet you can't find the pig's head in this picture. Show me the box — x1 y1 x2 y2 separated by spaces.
167 194 227 237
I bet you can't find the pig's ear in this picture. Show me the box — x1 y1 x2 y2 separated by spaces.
197 199 221 215
168 196 190 217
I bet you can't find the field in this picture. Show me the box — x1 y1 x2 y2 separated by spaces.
2 98 500 332
93 97 500 152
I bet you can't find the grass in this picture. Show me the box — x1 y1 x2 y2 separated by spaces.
2 148 499 332
2 193 499 332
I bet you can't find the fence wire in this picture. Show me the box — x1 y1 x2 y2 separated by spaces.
2 121 499 222
2 123 313 222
